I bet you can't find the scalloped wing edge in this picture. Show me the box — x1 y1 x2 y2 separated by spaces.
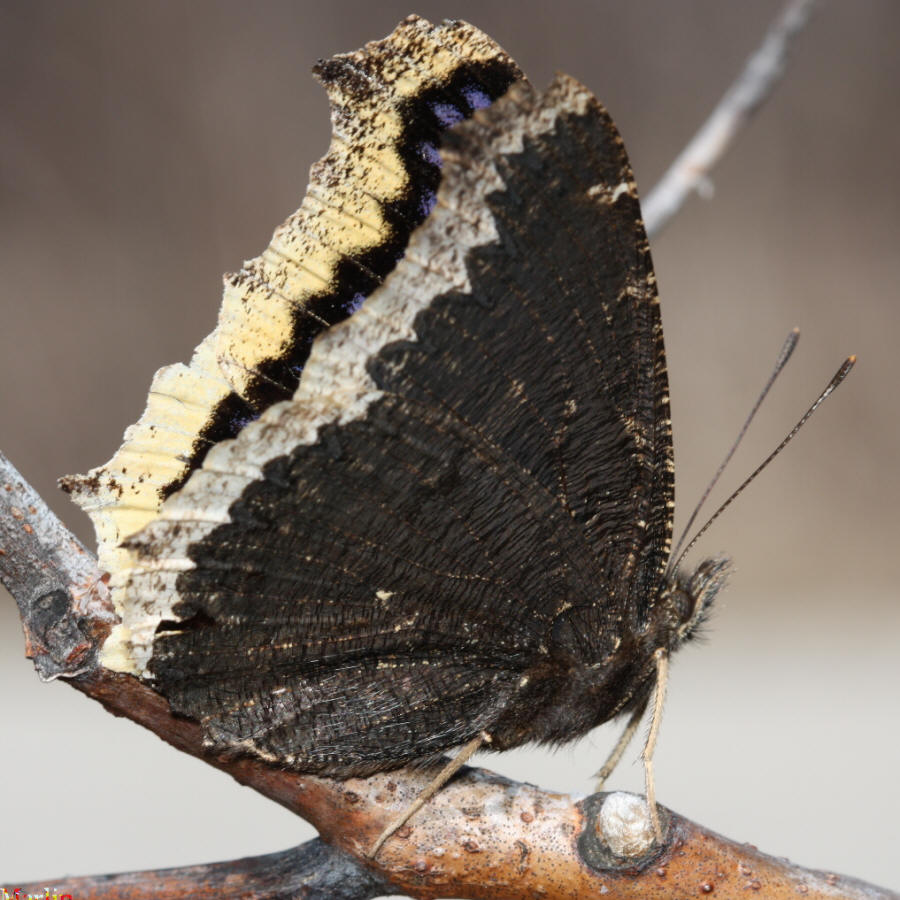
60 16 522 631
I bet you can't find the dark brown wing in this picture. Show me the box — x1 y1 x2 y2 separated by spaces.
122 73 672 771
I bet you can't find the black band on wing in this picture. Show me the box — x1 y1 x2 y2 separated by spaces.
166 58 522 500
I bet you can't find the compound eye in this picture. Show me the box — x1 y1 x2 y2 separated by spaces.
669 587 694 624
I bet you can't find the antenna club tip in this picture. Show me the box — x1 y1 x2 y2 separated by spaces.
791 326 801 335
847 354 857 364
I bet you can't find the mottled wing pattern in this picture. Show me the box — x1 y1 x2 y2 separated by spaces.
121 74 673 771
61 16 522 642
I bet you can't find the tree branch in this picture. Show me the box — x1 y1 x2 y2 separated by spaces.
0 453 115 681
642 0 817 238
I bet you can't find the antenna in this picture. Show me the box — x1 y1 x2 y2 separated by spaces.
668 328 800 571
669 353 856 577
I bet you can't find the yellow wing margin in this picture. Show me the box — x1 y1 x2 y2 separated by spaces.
60 16 523 672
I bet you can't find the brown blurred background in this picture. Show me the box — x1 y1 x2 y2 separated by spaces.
1 0 898 890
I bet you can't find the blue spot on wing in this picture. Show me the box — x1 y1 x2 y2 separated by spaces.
418 189 437 218
231 411 260 432
418 141 443 168
430 101 465 127
345 292 367 315
461 84 492 110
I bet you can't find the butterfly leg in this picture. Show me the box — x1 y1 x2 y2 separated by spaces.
642 647 669 841
594 701 647 791
369 731 489 858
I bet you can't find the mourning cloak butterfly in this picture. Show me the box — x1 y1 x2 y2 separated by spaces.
62 16 731 848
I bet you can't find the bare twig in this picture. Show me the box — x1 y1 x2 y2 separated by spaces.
0 452 115 680
642 0 818 237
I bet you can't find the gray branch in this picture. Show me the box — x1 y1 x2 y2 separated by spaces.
643 0 818 238
0 450 114 680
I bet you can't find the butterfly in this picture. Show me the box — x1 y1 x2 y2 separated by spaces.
62 16 730 851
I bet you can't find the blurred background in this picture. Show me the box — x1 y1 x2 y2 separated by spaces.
1 0 898 891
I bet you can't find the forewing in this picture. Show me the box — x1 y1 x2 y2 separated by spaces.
61 16 522 595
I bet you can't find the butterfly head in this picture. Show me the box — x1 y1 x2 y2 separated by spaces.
660 556 732 651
